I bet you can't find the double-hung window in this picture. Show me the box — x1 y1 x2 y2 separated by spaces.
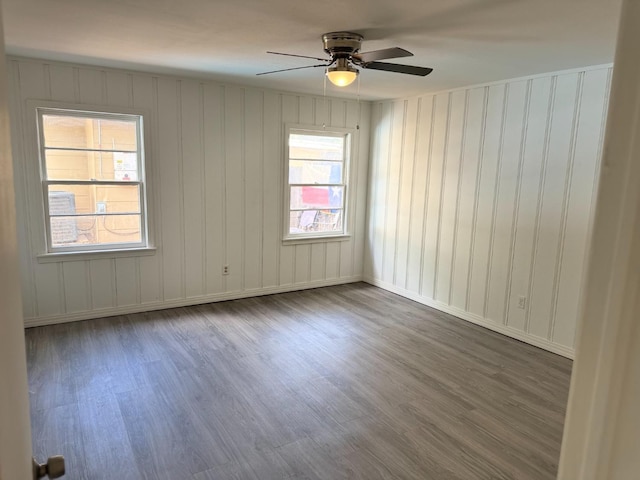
37 107 149 253
285 126 352 240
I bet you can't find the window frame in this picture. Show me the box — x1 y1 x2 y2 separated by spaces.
283 124 354 242
34 104 152 256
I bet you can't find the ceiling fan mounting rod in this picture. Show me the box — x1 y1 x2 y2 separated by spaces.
322 32 364 57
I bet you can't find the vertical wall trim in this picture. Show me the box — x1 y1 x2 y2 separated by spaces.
72 67 80 103
418 96 437 297
433 92 453 300
350 101 362 276
135 258 141 304
465 87 490 311
57 260 66 313
100 71 107 104
152 76 165 301
404 98 422 288
199 83 207 291
392 100 408 284
260 93 268 288
113 259 119 306
221 86 228 291
12 61 38 317
85 260 93 310
240 89 247 290
342 100 347 127
127 74 134 108
259 91 265 288
276 94 283 284
503 79 533 324
482 83 509 318
549 73 585 340
525 76 557 333
364 102 381 278
177 81 186 298
381 102 395 281
110 258 116 307
43 64 51 100
448 90 470 304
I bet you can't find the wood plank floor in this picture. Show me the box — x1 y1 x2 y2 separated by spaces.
26 283 572 480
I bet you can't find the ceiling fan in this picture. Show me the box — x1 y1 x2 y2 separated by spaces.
257 32 433 87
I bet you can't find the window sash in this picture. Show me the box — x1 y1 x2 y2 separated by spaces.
288 157 344 163
42 181 147 251
44 146 138 154
288 183 345 187
37 108 148 252
290 207 344 213
285 127 352 239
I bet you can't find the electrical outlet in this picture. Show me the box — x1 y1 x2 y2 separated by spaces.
222 265 229 275
517 295 527 309
96 201 107 214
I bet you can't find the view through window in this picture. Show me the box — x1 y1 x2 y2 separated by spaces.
38 108 148 252
286 128 350 239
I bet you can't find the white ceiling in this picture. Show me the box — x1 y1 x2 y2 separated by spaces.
1 0 622 100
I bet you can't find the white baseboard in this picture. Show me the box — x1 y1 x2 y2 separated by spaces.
24 275 363 328
363 276 574 359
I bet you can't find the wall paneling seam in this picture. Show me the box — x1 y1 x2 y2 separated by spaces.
549 73 584 341
503 79 532 325
524 76 557 333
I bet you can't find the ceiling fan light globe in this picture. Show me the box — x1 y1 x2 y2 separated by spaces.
326 68 358 87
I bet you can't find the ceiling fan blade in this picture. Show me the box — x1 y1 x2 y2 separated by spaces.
353 47 413 63
256 64 330 76
362 62 433 76
267 51 329 62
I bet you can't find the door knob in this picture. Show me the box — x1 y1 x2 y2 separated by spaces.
33 455 65 479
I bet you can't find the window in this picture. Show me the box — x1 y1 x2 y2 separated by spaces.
36 107 149 253
285 126 352 240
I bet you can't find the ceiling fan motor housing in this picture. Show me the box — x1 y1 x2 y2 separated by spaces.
322 32 363 58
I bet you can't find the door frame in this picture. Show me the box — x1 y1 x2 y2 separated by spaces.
557 0 640 477
0 0 34 478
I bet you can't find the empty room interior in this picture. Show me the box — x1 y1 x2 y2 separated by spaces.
0 0 632 478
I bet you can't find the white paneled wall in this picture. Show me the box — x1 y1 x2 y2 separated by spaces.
365 66 612 357
8 57 370 326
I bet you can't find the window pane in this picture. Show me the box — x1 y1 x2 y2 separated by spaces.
289 133 344 161
290 186 343 210
289 210 343 234
45 150 139 181
289 160 342 184
42 114 137 151
48 184 140 215
50 214 142 247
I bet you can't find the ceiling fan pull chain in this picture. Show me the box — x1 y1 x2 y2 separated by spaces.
323 69 328 129
356 75 361 130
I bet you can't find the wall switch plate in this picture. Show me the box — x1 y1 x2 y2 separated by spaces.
517 296 527 309
96 202 107 214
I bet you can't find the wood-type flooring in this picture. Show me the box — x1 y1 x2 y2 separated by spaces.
26 283 572 479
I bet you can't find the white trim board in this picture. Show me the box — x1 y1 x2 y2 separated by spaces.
24 275 362 328
363 276 575 359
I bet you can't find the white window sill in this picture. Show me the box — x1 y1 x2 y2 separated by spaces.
282 234 351 246
37 247 157 263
